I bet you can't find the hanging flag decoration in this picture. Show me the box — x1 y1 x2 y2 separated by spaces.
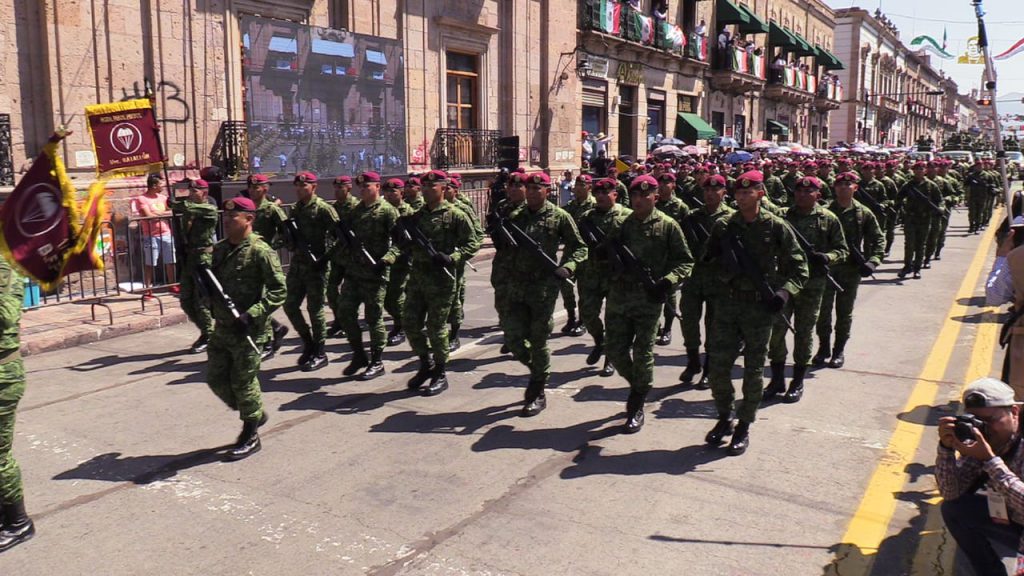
85 98 164 177
994 37 1024 61
957 36 985 64
909 35 955 60
597 0 622 35
0 130 107 290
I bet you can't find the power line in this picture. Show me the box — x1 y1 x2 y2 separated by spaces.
883 13 1024 24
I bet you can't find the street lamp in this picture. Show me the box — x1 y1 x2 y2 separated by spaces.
862 89 944 145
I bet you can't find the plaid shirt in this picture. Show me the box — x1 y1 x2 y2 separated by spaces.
936 438 1024 557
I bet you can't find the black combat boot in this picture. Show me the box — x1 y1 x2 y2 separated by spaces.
522 379 547 417
225 418 262 461
0 499 35 553
913 266 922 280
679 348 702 383
705 414 734 445
586 336 604 366
812 338 831 367
271 321 289 352
500 342 510 355
342 345 367 376
829 339 847 369
407 356 435 390
695 355 711 391
624 390 647 434
897 266 911 279
423 361 449 396
359 348 386 380
656 315 674 346
599 357 615 377
386 321 405 346
568 307 586 337
448 324 461 352
783 364 807 403
326 319 344 338
922 257 932 269
763 362 787 401
933 247 942 260
260 341 275 362
189 333 209 354
560 312 578 335
727 421 750 456
303 342 328 372
296 336 313 367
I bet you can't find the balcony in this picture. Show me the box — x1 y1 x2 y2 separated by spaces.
211 121 249 180
764 67 816 105
431 129 501 171
814 82 843 111
710 46 766 94
579 1 708 73
0 114 11 186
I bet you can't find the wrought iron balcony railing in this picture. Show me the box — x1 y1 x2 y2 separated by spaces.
431 129 501 171
0 114 12 186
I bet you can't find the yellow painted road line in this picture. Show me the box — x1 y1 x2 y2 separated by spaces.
829 221 997 575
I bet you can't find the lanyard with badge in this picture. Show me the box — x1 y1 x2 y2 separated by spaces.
983 432 1022 524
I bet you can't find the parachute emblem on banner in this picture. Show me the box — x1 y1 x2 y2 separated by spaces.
109 122 143 156
15 184 62 239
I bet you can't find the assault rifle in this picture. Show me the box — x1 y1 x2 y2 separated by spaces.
607 239 679 318
854 188 897 219
395 216 456 280
577 217 605 249
487 213 519 251
903 183 945 217
719 232 795 334
787 224 844 293
336 217 379 269
848 243 877 280
502 219 575 287
284 218 324 269
194 265 260 354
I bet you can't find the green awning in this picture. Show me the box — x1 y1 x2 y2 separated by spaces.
736 4 768 35
791 32 817 57
815 45 845 70
716 0 750 26
766 120 790 136
768 21 800 51
676 113 717 142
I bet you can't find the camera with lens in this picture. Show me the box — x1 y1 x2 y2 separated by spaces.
954 414 987 443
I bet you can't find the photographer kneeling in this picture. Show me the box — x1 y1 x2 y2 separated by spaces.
938 378 1024 575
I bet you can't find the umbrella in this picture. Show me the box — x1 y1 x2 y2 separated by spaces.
652 144 683 156
791 148 815 156
724 151 753 164
746 140 774 150
830 146 849 153
766 147 790 156
682 145 701 155
850 146 868 154
711 137 739 148
655 136 686 146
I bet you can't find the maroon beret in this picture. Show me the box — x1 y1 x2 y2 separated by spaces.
575 174 592 184
526 172 551 186
421 170 449 183
797 176 823 190
384 178 404 189
224 196 256 212
294 171 318 184
333 175 353 185
735 171 765 189
835 171 861 184
191 178 210 189
703 174 727 188
356 171 381 184
246 174 269 185
630 174 658 192
405 176 421 187
594 178 618 192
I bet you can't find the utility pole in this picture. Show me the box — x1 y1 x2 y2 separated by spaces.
973 0 1012 220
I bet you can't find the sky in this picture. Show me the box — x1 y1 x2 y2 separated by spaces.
823 0 1024 100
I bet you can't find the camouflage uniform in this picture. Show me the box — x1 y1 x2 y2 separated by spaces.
0 260 25 506
605 210 693 397
816 199 884 359
897 177 943 273
337 199 402 352
704 209 808 424
577 204 632 344
403 201 477 366
927 173 959 260
857 176 890 241
964 167 990 232
284 195 339 346
560 195 596 329
327 195 359 326
765 174 788 207
252 197 289 349
489 198 524 334
384 200 416 330
878 173 901 252
679 201 734 374
768 204 848 368
654 194 690 335
447 193 484 340
503 202 587 385
207 233 286 422
172 198 218 339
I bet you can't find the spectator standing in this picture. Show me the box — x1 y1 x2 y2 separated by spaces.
986 218 1024 391
131 173 177 295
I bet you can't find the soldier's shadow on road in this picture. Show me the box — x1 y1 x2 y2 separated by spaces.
560 443 729 479
471 415 621 453
951 310 1006 324
369 402 521 436
71 351 191 372
71 353 208 386
53 447 229 485
277 388 413 415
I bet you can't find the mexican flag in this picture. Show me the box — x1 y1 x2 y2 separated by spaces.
638 13 655 45
660 22 685 52
598 0 621 34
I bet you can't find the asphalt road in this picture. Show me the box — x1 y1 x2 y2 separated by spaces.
0 207 1009 576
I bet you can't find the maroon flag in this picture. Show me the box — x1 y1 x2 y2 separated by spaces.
85 98 164 176
0 132 81 289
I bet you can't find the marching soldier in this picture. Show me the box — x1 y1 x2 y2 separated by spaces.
897 162 944 279
576 178 632 378
559 174 596 337
879 162 902 255
283 172 339 371
443 176 484 351
403 170 478 396
337 172 402 380
605 175 693 433
678 174 734 388
245 173 290 360
171 178 218 354
702 171 808 455
488 172 528 354
813 172 885 369
327 175 359 337
933 160 962 261
504 173 587 417
766 176 847 404
0 258 32 552
384 178 415 346
653 172 690 346
404 176 425 211
205 197 286 460
764 161 788 207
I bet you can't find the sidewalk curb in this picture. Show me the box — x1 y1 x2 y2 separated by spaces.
22 310 189 357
